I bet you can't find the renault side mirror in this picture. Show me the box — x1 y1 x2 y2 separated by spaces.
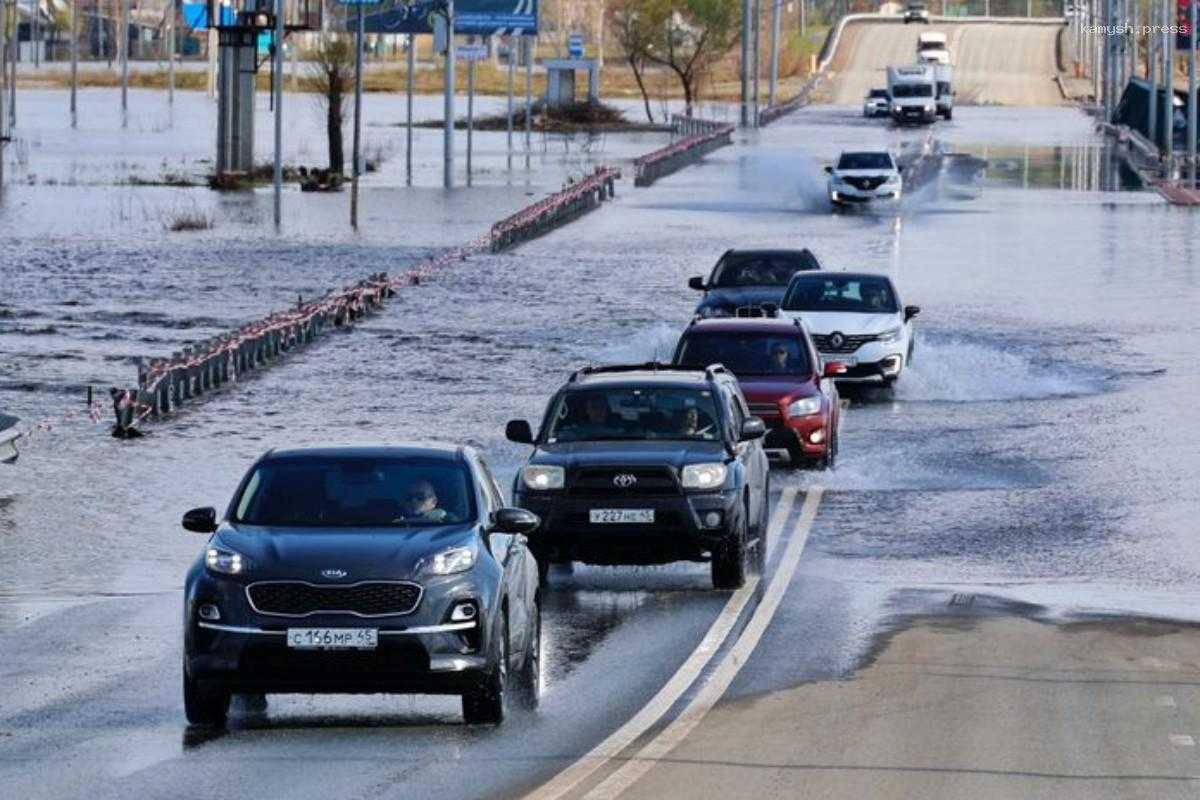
904 305 921 321
823 165 833 174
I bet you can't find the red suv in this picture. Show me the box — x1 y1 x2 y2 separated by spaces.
672 318 844 469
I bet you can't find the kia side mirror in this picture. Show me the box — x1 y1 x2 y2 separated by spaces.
823 361 849 378
688 276 706 291
505 419 534 445
740 417 767 441
182 507 218 533
904 304 921 321
492 507 540 534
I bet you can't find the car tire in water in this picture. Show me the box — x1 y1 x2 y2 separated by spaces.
462 615 508 725
712 504 748 590
755 485 770 572
536 557 550 585
513 601 541 711
183 664 230 727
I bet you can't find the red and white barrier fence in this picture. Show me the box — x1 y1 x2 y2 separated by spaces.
490 167 621 252
634 117 735 187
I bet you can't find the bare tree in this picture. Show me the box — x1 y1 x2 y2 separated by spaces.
306 35 355 174
608 0 657 123
644 0 740 117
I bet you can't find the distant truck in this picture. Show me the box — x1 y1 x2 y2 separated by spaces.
917 32 950 65
887 65 938 125
934 64 953 120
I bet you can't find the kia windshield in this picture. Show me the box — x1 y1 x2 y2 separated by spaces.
233 458 475 527
545 388 722 443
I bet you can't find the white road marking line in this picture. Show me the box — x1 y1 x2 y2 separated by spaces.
1157 695 1178 708
1170 734 1196 747
522 487 801 800
581 487 825 800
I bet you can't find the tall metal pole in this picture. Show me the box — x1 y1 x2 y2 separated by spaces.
1165 0 1175 170
467 49 474 186
353 3 365 223
31 0 37 68
506 36 513 170
406 33 414 185
70 0 77 127
119 0 128 124
752 0 760 125
272 0 283 228
168 0 176 105
7 0 15 129
1189 0 1197 186
0 2 6 192
523 34 531 169
443 0 455 189
740 0 750 125
1149 0 1158 144
768 0 779 105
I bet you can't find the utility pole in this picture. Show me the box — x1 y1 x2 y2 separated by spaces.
119 0 128 124
752 0 760 125
444 0 455 189
168 0 176 105
1189 0 1197 186
768 0 779 105
70 0 77 127
506 35 513 170
1165 0 1175 170
30 0 37 68
1149 0 1158 145
8 0 16 130
352 2 365 223
524 34 531 169
406 33 414 185
272 0 284 228
740 0 750 125
466 41 474 186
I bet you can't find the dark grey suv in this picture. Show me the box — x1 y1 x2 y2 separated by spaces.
181 444 541 727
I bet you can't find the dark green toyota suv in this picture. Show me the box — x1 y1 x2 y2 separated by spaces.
505 363 771 589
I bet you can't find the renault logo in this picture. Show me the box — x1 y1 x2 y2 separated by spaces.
320 569 349 580
613 473 638 488
828 331 846 349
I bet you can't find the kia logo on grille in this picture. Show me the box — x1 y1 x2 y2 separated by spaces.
828 331 846 349
320 569 349 580
613 473 638 488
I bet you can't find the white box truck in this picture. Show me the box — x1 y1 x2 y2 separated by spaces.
934 64 953 120
917 32 950 65
887 65 938 125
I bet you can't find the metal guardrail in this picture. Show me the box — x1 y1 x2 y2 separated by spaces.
489 167 621 252
633 117 735 187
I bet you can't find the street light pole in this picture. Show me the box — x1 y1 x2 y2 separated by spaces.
70 0 78 127
273 0 284 228
443 0 455 189
1188 0 1197 186
740 0 750 125
120 0 128 125
768 0 780 106
352 2 366 223
1164 0 1175 170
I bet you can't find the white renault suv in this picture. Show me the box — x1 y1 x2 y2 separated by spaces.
826 151 903 208
779 271 920 384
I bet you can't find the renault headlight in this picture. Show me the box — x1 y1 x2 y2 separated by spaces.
786 397 822 418
522 464 564 490
419 546 476 576
886 173 902 185
877 326 904 344
681 463 728 490
205 546 248 576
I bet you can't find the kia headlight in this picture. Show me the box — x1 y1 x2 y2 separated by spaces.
877 326 904 344
419 546 476 576
205 546 248 576
522 464 564 490
681 463 728 490
786 397 822 417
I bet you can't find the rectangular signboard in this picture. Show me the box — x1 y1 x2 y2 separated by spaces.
354 0 538 35
457 43 489 60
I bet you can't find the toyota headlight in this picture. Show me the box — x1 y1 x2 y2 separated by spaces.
924 104 935 112
522 464 564 490
877 326 904 344
419 546 476 576
681 463 728 490
205 546 248 576
786 397 822 417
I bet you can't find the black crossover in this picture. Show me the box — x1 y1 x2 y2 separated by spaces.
181 444 542 727
506 364 771 589
688 248 821 319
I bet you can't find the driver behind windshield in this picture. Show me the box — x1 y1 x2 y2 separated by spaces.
400 479 448 523
559 394 621 440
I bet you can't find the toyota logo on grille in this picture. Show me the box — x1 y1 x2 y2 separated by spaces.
320 569 349 580
613 473 638 488
828 331 846 349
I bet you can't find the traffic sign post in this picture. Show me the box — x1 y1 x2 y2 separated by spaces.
340 0 384 227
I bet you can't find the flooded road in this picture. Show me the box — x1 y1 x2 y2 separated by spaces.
2 97 1199 799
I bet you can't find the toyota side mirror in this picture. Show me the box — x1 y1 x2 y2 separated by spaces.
904 304 921 321
182 506 218 533
505 419 534 444
740 417 767 441
823 361 848 378
688 276 706 291
492 507 540 534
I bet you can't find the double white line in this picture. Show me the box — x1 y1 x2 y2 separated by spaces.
525 484 824 800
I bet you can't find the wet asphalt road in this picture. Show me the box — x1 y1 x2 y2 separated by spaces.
2 98 1200 799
